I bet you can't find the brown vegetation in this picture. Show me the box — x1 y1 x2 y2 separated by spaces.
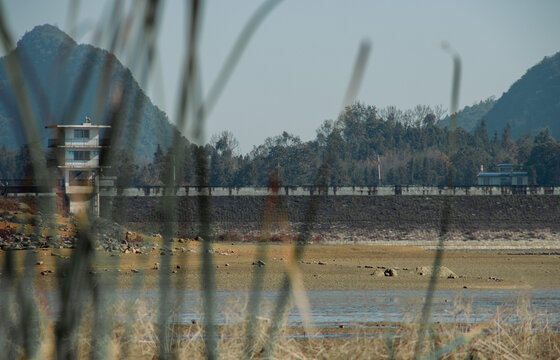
29 297 560 359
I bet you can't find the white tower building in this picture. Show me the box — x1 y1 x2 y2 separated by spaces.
47 117 110 215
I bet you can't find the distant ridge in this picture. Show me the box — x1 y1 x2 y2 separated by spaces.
0 24 179 162
438 97 496 132
483 52 560 139
438 51 560 139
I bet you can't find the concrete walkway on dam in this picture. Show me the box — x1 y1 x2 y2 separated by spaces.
100 185 560 197
5 185 560 197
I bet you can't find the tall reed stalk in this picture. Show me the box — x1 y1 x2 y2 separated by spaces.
1 1 552 359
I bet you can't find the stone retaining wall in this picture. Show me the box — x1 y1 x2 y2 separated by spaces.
101 195 560 238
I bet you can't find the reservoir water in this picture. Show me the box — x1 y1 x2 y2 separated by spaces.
38 289 560 327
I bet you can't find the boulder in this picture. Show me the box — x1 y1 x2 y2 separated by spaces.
370 269 385 277
18 203 31 213
415 266 456 278
384 268 397 277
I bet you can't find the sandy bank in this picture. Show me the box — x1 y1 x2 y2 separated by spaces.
5 243 560 292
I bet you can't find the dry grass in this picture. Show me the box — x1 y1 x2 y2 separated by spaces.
24 296 559 359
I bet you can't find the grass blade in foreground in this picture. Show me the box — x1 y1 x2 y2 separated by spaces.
413 42 461 359
262 39 372 358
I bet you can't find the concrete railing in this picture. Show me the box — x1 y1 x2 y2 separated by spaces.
6 185 560 197
49 138 103 148
98 185 560 197
63 158 100 168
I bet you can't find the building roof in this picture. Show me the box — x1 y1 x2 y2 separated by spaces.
46 117 110 129
58 165 111 169
46 124 110 129
477 172 528 177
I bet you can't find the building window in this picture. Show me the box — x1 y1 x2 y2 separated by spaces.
499 165 513 173
74 151 90 161
500 176 512 186
74 129 90 138
69 171 90 186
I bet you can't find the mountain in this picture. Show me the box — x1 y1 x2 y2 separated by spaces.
483 52 560 139
438 97 496 132
0 24 179 162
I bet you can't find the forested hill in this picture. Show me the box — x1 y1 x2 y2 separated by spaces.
0 24 178 162
437 52 560 138
483 52 560 140
438 97 496 132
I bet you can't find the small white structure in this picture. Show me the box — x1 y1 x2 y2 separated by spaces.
47 117 110 215
477 164 528 186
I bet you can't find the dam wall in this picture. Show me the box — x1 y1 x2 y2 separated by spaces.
100 192 560 240
7 185 559 240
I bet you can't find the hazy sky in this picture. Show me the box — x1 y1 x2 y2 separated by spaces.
3 1 560 153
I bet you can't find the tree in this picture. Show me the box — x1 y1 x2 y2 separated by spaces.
412 104 431 128
153 144 165 164
182 143 196 185
451 146 491 186
526 141 560 185
209 131 240 186
316 120 335 149
151 144 166 184
17 145 33 179
422 113 437 127
0 146 18 179
516 133 534 166
114 151 138 188
534 127 554 144
501 123 512 146
211 131 239 157
473 119 489 148
324 129 348 185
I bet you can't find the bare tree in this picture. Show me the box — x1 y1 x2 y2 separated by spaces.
210 130 239 156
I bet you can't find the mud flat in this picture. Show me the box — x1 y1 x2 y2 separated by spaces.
4 242 560 359
7 243 560 291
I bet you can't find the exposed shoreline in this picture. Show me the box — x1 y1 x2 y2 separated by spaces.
6 242 559 292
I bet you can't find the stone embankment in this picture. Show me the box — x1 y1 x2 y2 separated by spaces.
101 195 560 241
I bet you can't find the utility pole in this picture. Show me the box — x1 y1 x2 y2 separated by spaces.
377 153 382 186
